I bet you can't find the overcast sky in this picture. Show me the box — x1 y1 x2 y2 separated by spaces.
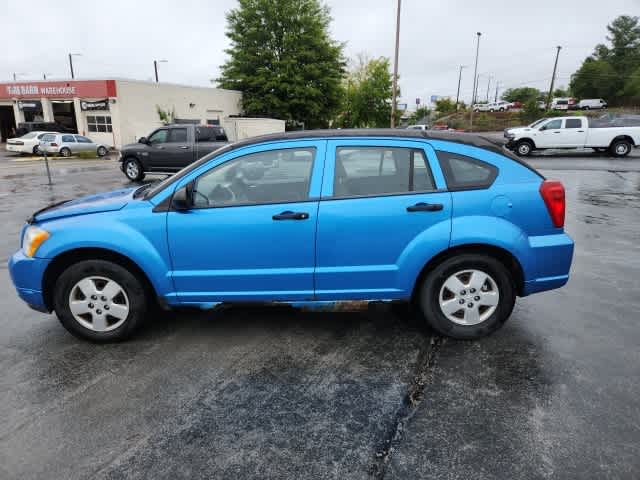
3 0 638 107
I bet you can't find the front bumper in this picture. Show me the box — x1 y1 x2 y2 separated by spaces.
8 250 51 312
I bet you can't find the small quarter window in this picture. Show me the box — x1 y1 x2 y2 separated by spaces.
437 151 497 190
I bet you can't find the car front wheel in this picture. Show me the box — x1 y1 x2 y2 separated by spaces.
418 254 515 339
53 260 148 342
515 140 533 156
123 158 145 181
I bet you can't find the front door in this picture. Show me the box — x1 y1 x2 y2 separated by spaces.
534 118 563 148
145 128 172 170
315 140 452 300
74 135 95 152
167 141 325 304
162 127 194 170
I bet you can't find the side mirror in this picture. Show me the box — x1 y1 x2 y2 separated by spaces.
539 125 546 131
171 186 192 212
138 137 148 144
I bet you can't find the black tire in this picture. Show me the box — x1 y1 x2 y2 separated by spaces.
583 106 590 110
610 139 632 157
515 139 533 156
97 146 108 157
53 260 148 342
499 107 505 112
32 145 40 155
417 254 516 340
60 147 71 157
123 157 145 181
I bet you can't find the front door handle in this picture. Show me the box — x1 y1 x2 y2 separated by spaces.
406 202 443 212
179 146 190 149
272 211 309 220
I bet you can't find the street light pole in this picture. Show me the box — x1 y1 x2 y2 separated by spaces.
68 53 81 79
494 81 500 102
546 46 562 110
469 32 481 132
455 65 467 110
390 0 401 128
154 59 168 83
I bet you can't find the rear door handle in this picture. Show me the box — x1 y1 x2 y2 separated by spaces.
577 130 584 132
179 146 190 149
272 211 309 220
406 202 443 212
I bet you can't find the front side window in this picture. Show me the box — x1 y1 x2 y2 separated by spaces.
333 147 435 198
167 128 188 143
62 135 76 143
437 151 497 190
148 129 168 145
543 119 562 130
192 147 316 208
564 119 582 129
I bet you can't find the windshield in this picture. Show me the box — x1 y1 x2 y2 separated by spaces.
144 143 235 199
21 132 38 139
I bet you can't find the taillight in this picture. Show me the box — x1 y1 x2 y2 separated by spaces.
50 143 58 147
539 180 565 228
14 141 24 145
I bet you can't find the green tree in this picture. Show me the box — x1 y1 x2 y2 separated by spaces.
622 65 640 104
217 0 346 129
335 56 398 128
570 15 640 105
434 97 456 114
501 87 541 103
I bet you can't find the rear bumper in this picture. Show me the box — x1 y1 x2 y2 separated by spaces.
521 232 574 296
8 250 51 312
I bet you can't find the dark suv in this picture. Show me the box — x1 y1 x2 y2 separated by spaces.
119 124 229 181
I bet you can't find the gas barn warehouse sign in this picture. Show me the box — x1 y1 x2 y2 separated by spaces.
1 80 116 99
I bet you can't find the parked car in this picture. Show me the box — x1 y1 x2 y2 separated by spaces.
15 121 76 137
40 133 110 157
488 101 511 112
550 97 577 110
9 129 574 343
578 98 608 110
504 116 640 156
507 101 522 109
119 124 229 181
406 124 430 131
5 131 58 155
472 103 490 112
537 101 547 110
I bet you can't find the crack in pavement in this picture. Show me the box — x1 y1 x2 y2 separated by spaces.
369 335 445 479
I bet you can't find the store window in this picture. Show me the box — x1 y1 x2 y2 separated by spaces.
87 115 112 133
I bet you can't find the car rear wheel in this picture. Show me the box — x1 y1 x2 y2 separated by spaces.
583 106 590 110
123 158 145 181
418 254 516 339
53 260 148 342
32 145 40 155
97 146 108 157
515 140 533 156
610 139 632 157
60 147 72 157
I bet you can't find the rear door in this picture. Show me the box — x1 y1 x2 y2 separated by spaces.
315 139 452 300
558 118 587 147
61 134 78 152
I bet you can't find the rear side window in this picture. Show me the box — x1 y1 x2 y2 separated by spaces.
437 151 497 190
564 119 582 129
62 135 75 142
196 126 228 142
167 128 188 143
333 147 435 198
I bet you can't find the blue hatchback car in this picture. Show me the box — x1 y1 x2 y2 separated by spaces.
9 129 573 342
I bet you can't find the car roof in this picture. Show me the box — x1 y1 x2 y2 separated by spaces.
224 128 509 156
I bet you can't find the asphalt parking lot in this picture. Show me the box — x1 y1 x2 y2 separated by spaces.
1 149 639 479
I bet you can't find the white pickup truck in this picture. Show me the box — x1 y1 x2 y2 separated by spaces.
504 115 640 157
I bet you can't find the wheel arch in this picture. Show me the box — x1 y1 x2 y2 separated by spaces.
42 247 159 312
410 243 525 302
516 137 536 149
609 135 635 148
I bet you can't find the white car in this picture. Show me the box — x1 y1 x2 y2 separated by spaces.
505 115 640 157
5 131 57 155
40 133 110 157
406 124 430 130
578 98 608 110
473 102 510 112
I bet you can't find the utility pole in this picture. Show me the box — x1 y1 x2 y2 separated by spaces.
494 81 500 102
546 46 562 109
470 32 481 132
485 76 492 102
68 53 81 79
455 65 467 110
390 0 402 128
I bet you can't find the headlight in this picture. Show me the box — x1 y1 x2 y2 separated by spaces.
22 226 50 258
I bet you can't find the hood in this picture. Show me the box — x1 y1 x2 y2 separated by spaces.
30 187 137 223
121 142 144 151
